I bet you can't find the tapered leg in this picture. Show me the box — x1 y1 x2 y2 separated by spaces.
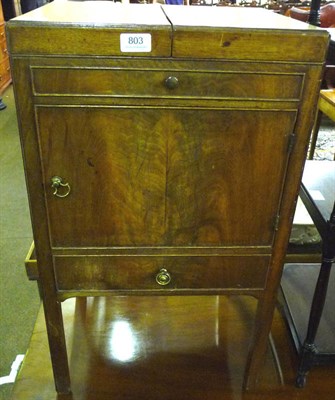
243 295 277 391
39 279 71 394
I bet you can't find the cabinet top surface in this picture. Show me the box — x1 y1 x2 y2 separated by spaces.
7 3 328 61
10 2 324 33
162 5 321 32
11 3 170 27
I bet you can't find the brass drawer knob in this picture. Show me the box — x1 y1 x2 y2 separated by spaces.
164 76 179 90
155 268 171 286
51 176 71 198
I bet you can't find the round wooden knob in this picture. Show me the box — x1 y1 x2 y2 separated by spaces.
165 76 179 90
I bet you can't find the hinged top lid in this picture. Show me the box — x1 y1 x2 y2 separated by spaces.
7 2 172 57
7 2 329 62
162 5 329 62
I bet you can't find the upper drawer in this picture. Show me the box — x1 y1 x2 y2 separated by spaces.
31 66 303 100
54 255 270 293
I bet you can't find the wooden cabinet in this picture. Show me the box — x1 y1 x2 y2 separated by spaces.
7 2 329 395
0 1 11 93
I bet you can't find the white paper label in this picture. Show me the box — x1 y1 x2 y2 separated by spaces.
120 33 152 53
0 355 25 385
310 190 325 201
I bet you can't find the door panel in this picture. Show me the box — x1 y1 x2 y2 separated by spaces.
37 106 296 247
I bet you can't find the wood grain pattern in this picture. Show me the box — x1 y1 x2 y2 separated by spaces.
38 106 296 247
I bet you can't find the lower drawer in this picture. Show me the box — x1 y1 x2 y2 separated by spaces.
54 255 270 292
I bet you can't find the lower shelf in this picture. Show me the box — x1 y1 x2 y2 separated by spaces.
280 263 335 357
11 295 284 400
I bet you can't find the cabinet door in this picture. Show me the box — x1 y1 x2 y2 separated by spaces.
37 106 297 247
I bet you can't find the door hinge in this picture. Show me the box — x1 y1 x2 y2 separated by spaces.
274 214 280 231
287 133 296 153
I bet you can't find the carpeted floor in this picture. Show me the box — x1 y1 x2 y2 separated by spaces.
312 117 335 161
0 86 40 400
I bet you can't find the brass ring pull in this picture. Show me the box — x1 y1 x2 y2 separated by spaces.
155 268 171 286
51 176 71 198
164 76 179 90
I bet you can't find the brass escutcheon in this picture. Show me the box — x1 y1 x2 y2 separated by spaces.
155 268 171 286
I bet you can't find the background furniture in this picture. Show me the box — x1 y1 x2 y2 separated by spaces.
281 161 335 387
0 0 16 22
308 28 335 160
0 1 11 96
8 2 328 395
309 89 335 160
0 97 5 109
